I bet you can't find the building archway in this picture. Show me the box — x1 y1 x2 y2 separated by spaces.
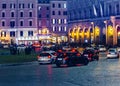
78 28 83 44
107 25 113 45
89 27 93 44
117 25 120 46
83 27 89 43
94 26 100 44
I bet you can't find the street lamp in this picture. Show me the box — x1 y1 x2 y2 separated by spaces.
91 22 95 44
104 20 107 45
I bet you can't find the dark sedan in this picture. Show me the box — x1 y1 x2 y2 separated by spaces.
55 51 89 67
82 49 99 61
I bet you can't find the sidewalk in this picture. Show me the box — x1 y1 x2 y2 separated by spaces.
0 61 38 67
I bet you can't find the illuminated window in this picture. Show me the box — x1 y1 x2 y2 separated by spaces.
64 26 67 31
64 19 67 24
39 30 41 34
58 19 61 24
53 26 55 31
52 19 55 24
1 31 6 37
59 26 61 31
63 3 67 8
19 3 24 9
10 3 15 9
28 3 33 8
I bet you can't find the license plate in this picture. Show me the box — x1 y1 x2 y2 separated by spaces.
41 58 49 60
58 58 62 60
84 54 88 57
111 53 115 55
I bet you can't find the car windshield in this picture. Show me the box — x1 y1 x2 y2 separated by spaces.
109 49 115 52
39 53 50 56
66 52 77 56
83 50 94 54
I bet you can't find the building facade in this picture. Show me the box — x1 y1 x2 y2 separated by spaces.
50 0 68 43
37 0 51 43
0 0 38 44
0 0 68 45
67 0 120 46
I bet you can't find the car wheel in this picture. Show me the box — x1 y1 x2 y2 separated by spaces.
96 56 99 61
67 60 73 67
39 63 43 65
117 55 119 58
56 63 61 67
83 58 89 65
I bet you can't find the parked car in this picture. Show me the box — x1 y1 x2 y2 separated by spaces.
82 49 99 61
55 51 89 67
107 48 119 59
117 47 120 57
99 45 106 52
3 44 9 48
37 51 57 64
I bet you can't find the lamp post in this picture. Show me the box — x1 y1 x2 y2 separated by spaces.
104 20 107 45
91 22 95 44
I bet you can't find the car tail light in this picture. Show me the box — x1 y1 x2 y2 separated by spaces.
48 55 51 58
89 54 92 57
37 56 40 59
64 57 68 60
64 53 66 56
54 53 57 56
58 49 62 53
76 53 81 56
71 49 75 52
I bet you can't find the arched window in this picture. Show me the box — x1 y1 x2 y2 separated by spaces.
89 9 92 18
116 4 119 15
84 10 87 19
109 5 112 16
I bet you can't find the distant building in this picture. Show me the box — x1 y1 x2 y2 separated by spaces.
37 0 51 43
50 0 68 43
0 0 38 44
0 0 68 44
67 0 120 46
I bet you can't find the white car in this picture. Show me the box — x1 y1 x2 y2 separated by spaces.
99 46 106 52
107 48 119 58
117 47 120 57
37 51 57 64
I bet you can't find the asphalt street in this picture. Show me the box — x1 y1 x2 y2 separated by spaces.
0 52 120 86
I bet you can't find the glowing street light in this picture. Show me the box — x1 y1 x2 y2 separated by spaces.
91 22 95 43
104 20 108 44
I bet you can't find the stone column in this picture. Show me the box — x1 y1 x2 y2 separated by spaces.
111 16 117 45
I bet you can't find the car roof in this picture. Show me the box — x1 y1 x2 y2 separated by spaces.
108 48 117 50
41 50 55 53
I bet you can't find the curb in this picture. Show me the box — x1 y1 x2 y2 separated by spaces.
0 61 38 67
